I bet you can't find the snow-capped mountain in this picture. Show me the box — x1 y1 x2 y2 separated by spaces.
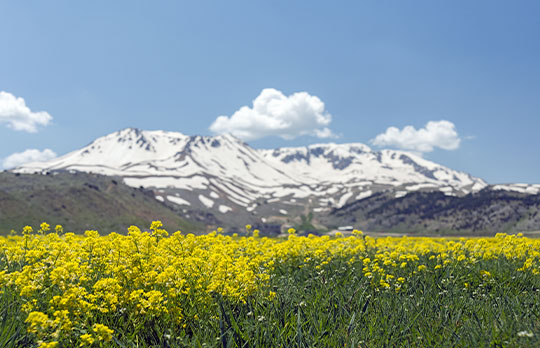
15 128 492 221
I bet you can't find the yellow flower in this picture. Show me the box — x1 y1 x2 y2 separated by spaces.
363 258 371 265
480 270 491 278
22 225 33 236
150 220 168 238
93 323 114 342
352 229 363 236
52 309 72 331
84 230 99 238
150 220 163 230
26 311 50 334
38 342 59 348
39 222 50 234
80 333 95 346
128 225 142 235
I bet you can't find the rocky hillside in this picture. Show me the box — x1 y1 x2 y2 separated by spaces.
324 189 540 235
0 172 202 235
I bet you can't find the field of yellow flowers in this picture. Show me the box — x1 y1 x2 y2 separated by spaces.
1 222 540 347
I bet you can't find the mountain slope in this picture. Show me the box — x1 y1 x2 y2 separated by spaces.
0 171 202 235
324 189 540 234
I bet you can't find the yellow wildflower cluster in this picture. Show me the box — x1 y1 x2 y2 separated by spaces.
1 223 540 346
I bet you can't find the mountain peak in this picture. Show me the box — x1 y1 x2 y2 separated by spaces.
14 128 492 216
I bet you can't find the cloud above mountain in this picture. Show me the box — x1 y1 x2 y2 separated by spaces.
209 88 336 141
2 149 57 169
371 120 461 153
0 91 53 132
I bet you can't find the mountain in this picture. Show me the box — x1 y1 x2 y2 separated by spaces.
323 189 540 235
12 128 540 234
0 171 202 235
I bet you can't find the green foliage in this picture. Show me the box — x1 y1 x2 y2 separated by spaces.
2 250 540 347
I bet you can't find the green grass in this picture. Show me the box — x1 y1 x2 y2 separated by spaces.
175 258 540 347
2 253 539 347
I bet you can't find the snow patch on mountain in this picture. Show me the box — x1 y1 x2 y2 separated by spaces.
167 195 191 206
356 190 372 200
198 194 214 208
337 192 354 208
218 205 233 213
492 184 540 195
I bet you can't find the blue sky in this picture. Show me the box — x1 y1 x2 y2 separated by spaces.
0 1 539 184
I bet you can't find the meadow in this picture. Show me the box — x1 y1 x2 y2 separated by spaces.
1 223 539 347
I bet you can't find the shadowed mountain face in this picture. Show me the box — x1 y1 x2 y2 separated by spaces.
323 190 540 235
0 172 202 235
8 128 540 235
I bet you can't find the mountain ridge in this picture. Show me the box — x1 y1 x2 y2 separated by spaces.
11 127 540 233
16 127 488 191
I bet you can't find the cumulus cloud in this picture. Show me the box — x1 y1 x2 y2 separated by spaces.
0 91 52 132
371 120 461 153
209 88 336 141
2 149 57 169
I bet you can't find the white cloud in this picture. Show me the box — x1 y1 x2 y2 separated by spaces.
371 120 461 153
0 91 52 132
209 88 336 141
2 149 57 169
